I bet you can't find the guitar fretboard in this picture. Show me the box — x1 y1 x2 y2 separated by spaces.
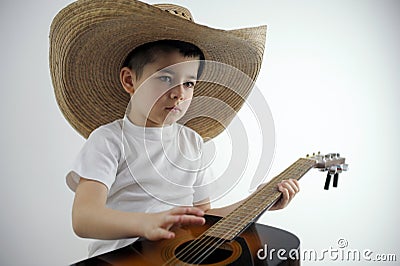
205 158 316 240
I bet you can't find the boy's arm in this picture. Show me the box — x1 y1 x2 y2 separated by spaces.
195 179 300 217
72 177 205 240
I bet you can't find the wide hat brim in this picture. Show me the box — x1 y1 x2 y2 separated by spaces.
49 0 266 140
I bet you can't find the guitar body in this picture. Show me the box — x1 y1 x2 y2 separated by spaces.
73 215 300 266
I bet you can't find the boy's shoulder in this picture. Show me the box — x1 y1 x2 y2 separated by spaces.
89 119 124 141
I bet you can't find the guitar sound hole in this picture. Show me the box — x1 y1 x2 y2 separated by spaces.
174 239 233 264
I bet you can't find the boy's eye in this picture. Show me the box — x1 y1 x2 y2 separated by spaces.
184 81 195 88
159 76 172 83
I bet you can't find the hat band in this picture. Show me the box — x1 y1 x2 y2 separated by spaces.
154 4 194 22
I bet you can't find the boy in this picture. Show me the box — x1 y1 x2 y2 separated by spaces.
50 0 299 258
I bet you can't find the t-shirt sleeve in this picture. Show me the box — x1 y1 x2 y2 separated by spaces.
66 127 121 192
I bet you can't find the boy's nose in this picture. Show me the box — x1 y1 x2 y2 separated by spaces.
169 84 185 100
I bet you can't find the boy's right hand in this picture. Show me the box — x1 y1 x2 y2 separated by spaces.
142 207 205 241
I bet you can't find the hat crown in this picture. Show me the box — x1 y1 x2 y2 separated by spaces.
153 4 194 22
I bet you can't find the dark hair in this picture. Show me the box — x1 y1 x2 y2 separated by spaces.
122 40 205 79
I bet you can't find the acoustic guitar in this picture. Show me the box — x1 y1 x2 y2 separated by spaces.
72 153 347 266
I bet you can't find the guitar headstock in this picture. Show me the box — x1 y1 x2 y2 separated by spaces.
306 152 347 171
305 152 348 190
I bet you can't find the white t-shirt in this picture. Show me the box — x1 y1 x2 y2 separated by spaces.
66 116 211 257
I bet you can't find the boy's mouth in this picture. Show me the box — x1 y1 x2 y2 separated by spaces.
166 105 181 112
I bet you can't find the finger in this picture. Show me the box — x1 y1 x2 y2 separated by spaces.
280 181 296 199
291 179 300 192
278 184 290 207
286 179 300 193
164 214 205 226
154 227 175 240
178 215 206 225
169 207 204 217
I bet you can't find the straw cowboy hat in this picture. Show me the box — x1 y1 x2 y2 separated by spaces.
49 0 266 140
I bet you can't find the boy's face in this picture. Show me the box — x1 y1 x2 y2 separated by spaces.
121 50 200 127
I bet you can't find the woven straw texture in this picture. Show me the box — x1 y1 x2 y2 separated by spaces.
49 0 266 140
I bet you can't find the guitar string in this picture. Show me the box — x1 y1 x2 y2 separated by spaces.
167 182 283 264
185 178 287 265
168 172 285 264
189 195 277 265
188 168 300 265
167 159 313 265
165 189 276 265
167 159 314 265
173 181 304 264
181 159 314 265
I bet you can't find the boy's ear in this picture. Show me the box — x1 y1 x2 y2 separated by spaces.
120 67 136 95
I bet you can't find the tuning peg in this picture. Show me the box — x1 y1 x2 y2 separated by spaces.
315 154 324 162
333 173 339 187
318 153 347 190
325 165 338 190
324 172 332 190
328 165 337 174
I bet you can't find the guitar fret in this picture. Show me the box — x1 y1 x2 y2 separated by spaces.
206 227 242 239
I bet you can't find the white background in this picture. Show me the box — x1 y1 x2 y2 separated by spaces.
0 0 399 265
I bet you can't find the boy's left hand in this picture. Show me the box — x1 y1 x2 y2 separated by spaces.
269 179 300 211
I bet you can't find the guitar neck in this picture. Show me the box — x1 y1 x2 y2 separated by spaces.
205 157 316 240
